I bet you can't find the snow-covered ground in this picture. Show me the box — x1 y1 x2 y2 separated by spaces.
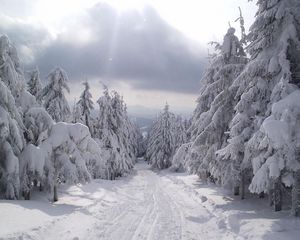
1 160 300 240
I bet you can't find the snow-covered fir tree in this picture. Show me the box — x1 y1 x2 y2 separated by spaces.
72 99 82 123
186 27 247 186
75 81 94 131
198 0 300 214
20 107 53 199
93 86 138 179
171 142 192 172
146 103 176 169
229 0 300 213
0 35 29 199
40 67 71 122
0 81 24 199
27 67 42 103
21 105 106 201
39 122 103 201
173 115 188 150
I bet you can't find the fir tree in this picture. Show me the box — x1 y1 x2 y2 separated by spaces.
93 86 138 178
76 81 94 131
238 0 300 213
0 35 26 199
27 67 42 102
187 27 247 186
146 103 176 169
40 67 71 122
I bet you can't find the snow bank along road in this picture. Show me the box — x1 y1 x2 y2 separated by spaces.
1 160 300 240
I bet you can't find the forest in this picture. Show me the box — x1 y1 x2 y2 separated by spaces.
1 0 300 239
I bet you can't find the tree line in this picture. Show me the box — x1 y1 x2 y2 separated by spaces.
0 36 141 201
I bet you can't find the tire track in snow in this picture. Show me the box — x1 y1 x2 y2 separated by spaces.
86 168 157 240
161 173 245 240
90 166 184 240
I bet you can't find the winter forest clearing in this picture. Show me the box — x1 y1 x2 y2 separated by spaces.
1 160 300 240
1 0 300 239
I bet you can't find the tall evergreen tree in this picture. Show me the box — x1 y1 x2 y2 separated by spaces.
93 86 138 179
234 0 300 213
40 67 71 122
27 67 42 102
146 104 176 169
186 27 247 186
76 81 94 131
173 116 187 150
0 34 40 199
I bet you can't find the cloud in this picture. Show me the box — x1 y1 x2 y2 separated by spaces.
0 2 206 94
0 14 52 64
0 0 38 18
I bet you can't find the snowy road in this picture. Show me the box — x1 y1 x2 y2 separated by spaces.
2 160 300 240
87 162 233 240
1 161 236 240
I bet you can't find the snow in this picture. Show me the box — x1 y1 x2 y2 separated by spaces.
272 90 300 116
268 56 281 75
262 90 300 148
20 144 45 176
262 116 290 148
1 160 300 240
171 142 191 172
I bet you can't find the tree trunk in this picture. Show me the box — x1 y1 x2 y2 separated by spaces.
53 185 58 202
33 179 38 187
24 190 30 200
107 167 111 181
234 186 239 196
273 178 282 212
269 188 274 206
292 170 300 217
39 182 43 192
200 172 207 183
259 192 265 198
241 173 245 200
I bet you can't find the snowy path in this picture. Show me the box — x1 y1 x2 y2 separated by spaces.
88 163 231 240
1 160 300 240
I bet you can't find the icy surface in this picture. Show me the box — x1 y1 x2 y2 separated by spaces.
1 160 300 240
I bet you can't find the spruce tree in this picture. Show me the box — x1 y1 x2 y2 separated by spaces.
94 86 138 178
0 35 40 199
187 27 247 186
76 81 94 131
27 67 42 103
146 104 176 169
239 0 300 213
40 67 71 122
0 35 26 199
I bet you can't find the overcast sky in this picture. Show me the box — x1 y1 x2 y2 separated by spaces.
0 0 257 116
